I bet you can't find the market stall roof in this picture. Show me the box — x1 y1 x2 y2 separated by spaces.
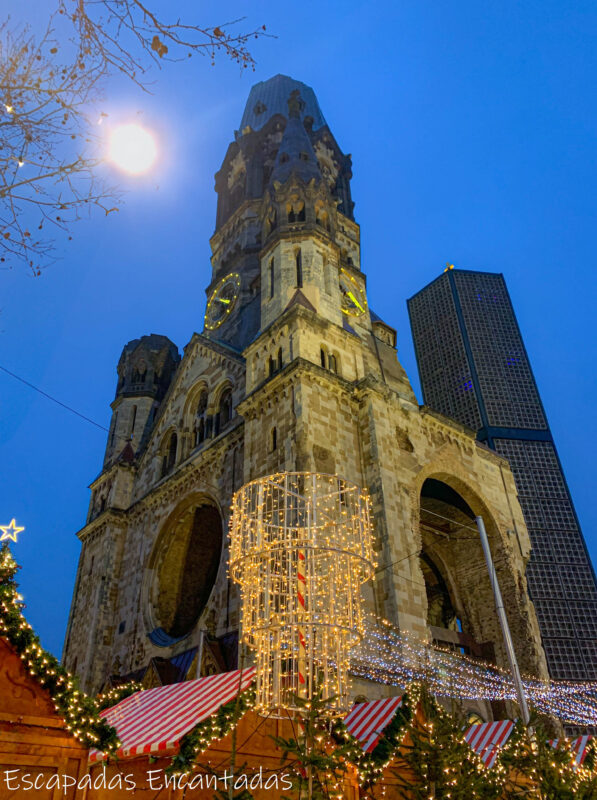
91 669 591 769
550 735 594 768
345 700 517 766
89 667 255 762
464 720 515 767
344 696 404 752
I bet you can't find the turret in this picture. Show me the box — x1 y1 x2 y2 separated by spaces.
104 334 180 466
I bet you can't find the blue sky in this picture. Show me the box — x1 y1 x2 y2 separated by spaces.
2 0 596 656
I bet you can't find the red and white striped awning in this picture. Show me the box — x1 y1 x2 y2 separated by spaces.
550 735 593 768
89 667 255 762
464 720 514 767
344 696 404 753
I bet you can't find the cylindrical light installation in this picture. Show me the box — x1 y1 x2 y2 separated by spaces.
229 472 374 716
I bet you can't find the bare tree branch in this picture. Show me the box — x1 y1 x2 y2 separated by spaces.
1 3 268 274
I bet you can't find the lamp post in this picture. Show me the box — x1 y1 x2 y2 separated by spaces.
475 515 531 726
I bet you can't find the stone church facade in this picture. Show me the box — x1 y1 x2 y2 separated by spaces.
63 75 548 702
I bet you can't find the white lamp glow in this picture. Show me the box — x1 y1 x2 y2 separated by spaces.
108 123 157 175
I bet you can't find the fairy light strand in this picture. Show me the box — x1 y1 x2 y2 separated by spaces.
353 617 597 726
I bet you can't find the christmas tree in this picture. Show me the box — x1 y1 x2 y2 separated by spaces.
389 684 504 800
0 542 119 752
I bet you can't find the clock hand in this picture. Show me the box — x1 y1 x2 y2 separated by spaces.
347 291 364 313
216 297 231 305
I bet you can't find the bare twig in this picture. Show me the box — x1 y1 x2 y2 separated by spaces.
1 3 267 273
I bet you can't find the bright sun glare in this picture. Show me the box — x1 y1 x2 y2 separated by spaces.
108 123 157 175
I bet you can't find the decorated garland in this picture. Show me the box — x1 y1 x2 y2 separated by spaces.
168 686 257 774
0 543 120 752
95 681 144 712
333 692 412 789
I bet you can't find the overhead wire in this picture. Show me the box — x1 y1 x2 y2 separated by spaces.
0 363 131 446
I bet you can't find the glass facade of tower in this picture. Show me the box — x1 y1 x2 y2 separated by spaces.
408 269 597 681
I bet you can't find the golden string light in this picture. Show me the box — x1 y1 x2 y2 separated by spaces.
229 472 375 716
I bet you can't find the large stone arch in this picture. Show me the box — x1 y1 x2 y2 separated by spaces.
408 457 546 677
411 456 505 546
143 492 224 644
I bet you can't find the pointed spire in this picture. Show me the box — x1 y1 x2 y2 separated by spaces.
270 90 322 186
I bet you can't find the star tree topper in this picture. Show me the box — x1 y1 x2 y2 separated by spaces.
0 519 25 543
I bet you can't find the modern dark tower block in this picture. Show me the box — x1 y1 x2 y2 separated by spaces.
408 268 597 681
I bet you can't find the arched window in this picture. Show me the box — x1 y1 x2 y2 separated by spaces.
287 200 305 223
323 256 331 295
320 348 326 368
277 347 283 371
219 388 232 424
131 365 146 385
265 208 277 236
328 354 337 374
230 175 245 211
161 431 177 477
110 412 118 447
167 432 177 470
129 405 137 439
269 356 275 377
215 387 232 435
271 427 277 451
316 205 330 231
296 249 303 288
269 258 275 298
195 390 208 446
196 418 205 446
420 552 459 631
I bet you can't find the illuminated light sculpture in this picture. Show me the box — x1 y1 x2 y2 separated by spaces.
229 472 375 716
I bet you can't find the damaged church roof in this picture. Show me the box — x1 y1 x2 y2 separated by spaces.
239 74 327 133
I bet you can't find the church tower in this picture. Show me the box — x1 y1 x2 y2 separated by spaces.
64 76 549 709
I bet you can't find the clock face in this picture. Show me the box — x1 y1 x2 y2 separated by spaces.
339 268 367 317
204 273 241 330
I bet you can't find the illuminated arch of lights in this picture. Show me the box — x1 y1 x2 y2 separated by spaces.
354 618 597 726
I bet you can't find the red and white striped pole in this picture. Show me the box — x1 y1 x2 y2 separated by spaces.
297 547 307 695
